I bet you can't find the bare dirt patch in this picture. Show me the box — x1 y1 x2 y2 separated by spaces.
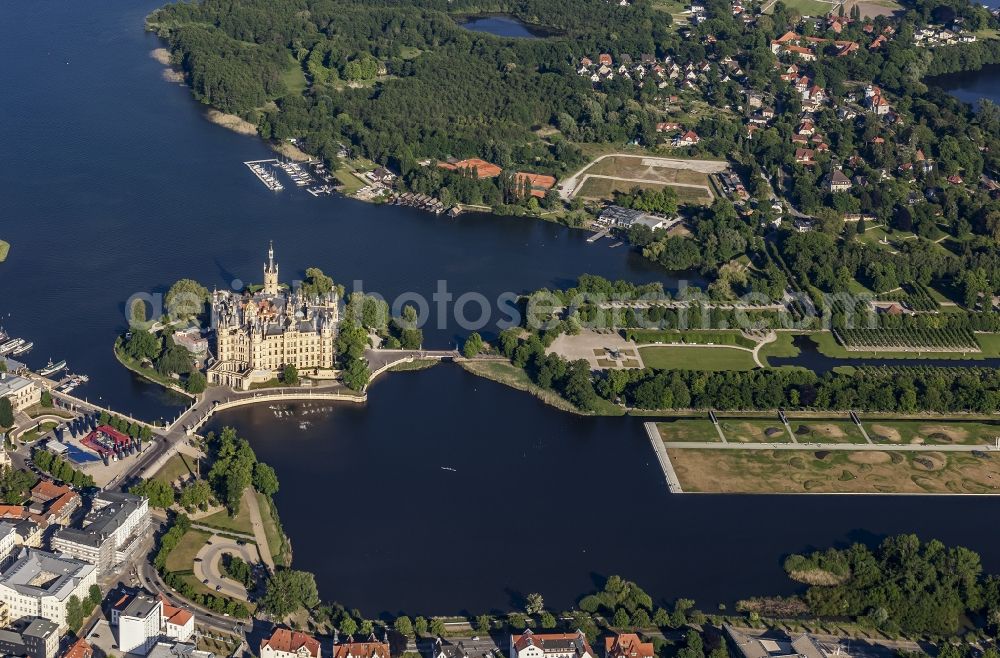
162 68 185 83
206 110 258 136
848 451 891 464
273 141 313 162
871 424 901 442
918 425 968 442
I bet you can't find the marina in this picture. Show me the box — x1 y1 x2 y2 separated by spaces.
11 340 33 355
243 159 284 191
39 358 67 377
0 338 25 355
395 192 446 214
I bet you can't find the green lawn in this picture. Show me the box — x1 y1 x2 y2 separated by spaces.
638 345 757 371
165 529 212 572
154 453 197 486
399 46 423 59
333 167 367 194
199 505 254 536
718 418 792 443
0 240 9 262
765 0 841 15
281 59 307 95
255 492 288 565
656 418 722 442
759 333 800 364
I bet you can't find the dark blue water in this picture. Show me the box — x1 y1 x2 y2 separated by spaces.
0 0 667 420
770 335 1000 371
209 365 1000 616
459 15 546 38
930 62 1000 108
4 0 1000 619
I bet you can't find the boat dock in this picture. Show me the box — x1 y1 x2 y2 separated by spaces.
587 228 611 243
644 422 684 493
395 192 446 214
244 159 284 191
274 160 314 187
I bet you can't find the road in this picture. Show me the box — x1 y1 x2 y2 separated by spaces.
193 536 258 600
242 488 275 571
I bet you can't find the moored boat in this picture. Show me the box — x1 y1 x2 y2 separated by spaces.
39 359 67 377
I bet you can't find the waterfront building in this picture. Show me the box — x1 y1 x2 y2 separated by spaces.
0 375 39 413
0 617 60 658
432 638 470 658
0 548 97 630
51 491 150 576
510 630 595 658
332 635 390 658
261 628 322 658
724 625 851 658
208 242 339 390
604 634 654 658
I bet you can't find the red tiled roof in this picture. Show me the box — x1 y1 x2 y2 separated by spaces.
262 629 321 658
158 594 194 627
437 158 502 178
605 634 655 658
331 641 390 658
64 638 93 658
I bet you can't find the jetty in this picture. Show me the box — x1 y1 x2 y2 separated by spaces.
243 159 284 191
395 192 446 214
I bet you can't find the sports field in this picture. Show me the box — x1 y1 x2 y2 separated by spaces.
563 154 725 205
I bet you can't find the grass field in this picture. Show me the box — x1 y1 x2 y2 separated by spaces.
571 154 719 205
765 0 841 14
667 447 1000 493
281 59 308 95
165 529 212 573
717 418 792 443
656 418 722 442
0 240 9 262
758 333 801 363
864 420 1000 446
333 167 367 194
200 504 254 536
638 345 757 371
255 492 288 565
154 453 197 486
788 420 869 444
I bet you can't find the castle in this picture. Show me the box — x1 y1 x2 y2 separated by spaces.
207 243 339 390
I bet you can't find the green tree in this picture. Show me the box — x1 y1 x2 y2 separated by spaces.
186 371 207 394
253 462 280 497
88 584 102 607
165 279 210 319
178 480 212 510
261 569 320 618
429 618 446 637
414 616 428 636
462 332 484 358
67 595 83 632
282 363 299 386
475 615 491 634
525 592 544 615
394 615 413 637
340 616 358 636
130 479 175 509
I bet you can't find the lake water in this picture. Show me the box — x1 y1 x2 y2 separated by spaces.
458 15 547 39
928 63 1000 109
3 0 1000 618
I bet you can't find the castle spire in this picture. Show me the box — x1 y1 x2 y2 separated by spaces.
263 240 279 295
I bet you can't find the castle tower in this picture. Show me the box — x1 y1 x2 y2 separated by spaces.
263 240 279 295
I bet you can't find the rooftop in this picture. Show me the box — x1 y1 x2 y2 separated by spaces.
0 549 95 601
263 629 322 658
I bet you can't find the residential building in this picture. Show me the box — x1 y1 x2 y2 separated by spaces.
0 549 97 630
673 130 700 146
0 375 40 413
116 592 163 655
29 480 80 527
158 593 194 642
331 635 390 658
147 641 215 658
509 630 595 658
64 637 94 658
0 522 18 568
828 170 852 193
0 618 60 658
109 589 195 653
605 634 655 658
171 328 209 361
725 625 851 658
261 628 323 658
51 491 150 576
208 243 339 390
432 638 470 658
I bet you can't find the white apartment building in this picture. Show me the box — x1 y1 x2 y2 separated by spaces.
0 549 97 631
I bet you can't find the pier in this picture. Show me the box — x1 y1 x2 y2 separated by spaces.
644 421 684 493
243 159 284 191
